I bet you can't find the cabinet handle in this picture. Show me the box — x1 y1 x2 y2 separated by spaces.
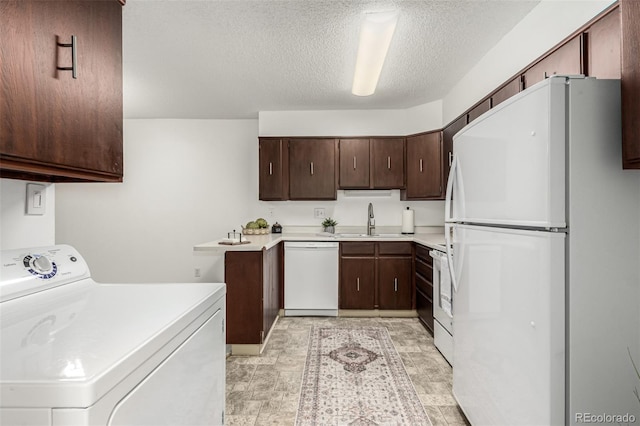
394 278 398 292
57 35 78 79
357 277 360 292
448 152 453 167
419 158 423 172
387 156 391 169
353 156 357 170
269 162 273 175
310 162 314 175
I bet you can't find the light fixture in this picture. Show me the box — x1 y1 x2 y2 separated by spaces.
351 10 400 97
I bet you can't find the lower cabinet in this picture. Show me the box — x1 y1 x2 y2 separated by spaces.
225 243 281 345
415 244 434 334
378 257 412 309
339 242 413 310
340 257 375 309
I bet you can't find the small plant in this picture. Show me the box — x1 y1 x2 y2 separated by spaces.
322 217 338 227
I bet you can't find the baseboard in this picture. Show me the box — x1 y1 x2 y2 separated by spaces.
338 309 418 318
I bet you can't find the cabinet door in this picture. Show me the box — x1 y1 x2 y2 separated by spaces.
586 7 621 79
0 1 123 182
378 257 412 310
620 0 640 169
259 138 288 200
403 132 442 200
371 138 405 188
443 117 466 197
523 35 583 89
289 138 336 200
339 139 370 188
491 77 522 108
340 257 375 309
225 251 263 344
467 98 492 124
263 245 280 337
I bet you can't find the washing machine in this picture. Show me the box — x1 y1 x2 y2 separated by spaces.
0 245 226 426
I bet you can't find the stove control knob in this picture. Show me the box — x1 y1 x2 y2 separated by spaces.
32 256 53 274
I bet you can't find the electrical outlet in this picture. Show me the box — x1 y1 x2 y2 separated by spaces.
194 268 201 278
314 208 325 219
268 208 275 217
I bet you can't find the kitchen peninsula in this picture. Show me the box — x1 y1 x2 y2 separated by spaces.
195 230 446 355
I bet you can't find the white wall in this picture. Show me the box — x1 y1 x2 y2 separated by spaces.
0 179 55 250
56 119 259 283
442 0 616 124
259 99 443 137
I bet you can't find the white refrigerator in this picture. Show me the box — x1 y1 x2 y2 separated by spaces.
445 76 640 425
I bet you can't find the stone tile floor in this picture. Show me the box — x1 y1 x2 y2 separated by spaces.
225 316 469 425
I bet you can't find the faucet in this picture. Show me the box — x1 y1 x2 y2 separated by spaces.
367 203 376 235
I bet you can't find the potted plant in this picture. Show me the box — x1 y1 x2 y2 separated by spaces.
322 217 338 234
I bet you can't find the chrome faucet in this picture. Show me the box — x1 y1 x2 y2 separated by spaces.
367 203 376 235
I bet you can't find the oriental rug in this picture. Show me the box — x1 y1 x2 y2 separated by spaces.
295 326 432 426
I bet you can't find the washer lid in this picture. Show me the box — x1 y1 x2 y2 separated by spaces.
0 279 225 408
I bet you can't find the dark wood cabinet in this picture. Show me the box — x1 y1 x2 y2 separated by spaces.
621 0 640 169
371 138 405 189
340 257 375 309
378 257 412 310
259 138 289 200
289 138 337 200
442 115 467 196
339 138 370 188
415 244 434 334
339 241 413 311
467 98 492 124
586 7 621 79
0 0 123 182
492 76 522 108
225 244 281 347
523 35 583 89
402 132 442 200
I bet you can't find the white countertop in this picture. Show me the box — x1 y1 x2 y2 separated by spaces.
194 231 447 253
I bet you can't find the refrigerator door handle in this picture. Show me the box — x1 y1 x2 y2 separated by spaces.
444 223 458 292
445 155 458 222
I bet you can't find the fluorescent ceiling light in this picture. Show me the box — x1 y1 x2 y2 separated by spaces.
352 10 399 97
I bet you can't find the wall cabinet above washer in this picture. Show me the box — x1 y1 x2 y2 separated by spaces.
0 0 124 182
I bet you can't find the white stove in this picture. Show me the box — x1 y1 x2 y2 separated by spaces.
0 245 226 426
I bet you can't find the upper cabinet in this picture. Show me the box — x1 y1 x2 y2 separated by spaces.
442 115 467 188
585 7 621 79
371 138 405 189
523 35 583 89
401 132 442 200
0 0 123 182
289 138 337 200
491 77 523 108
259 138 289 201
620 0 640 169
338 137 405 189
338 139 370 189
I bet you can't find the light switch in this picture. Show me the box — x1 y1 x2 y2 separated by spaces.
26 184 46 215
314 208 325 219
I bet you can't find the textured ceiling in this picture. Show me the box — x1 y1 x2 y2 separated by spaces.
123 0 539 119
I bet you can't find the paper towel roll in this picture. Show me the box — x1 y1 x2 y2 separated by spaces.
402 207 415 234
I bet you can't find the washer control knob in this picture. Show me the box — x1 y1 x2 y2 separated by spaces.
32 256 53 274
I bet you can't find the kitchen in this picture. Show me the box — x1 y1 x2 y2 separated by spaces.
2 1 640 425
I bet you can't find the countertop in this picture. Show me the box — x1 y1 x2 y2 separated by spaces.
194 231 447 253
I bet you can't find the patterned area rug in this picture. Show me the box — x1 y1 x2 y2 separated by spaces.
296 326 432 426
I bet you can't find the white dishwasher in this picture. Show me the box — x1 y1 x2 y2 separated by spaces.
284 241 339 316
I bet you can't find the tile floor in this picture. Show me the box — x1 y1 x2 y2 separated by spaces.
225 316 469 425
